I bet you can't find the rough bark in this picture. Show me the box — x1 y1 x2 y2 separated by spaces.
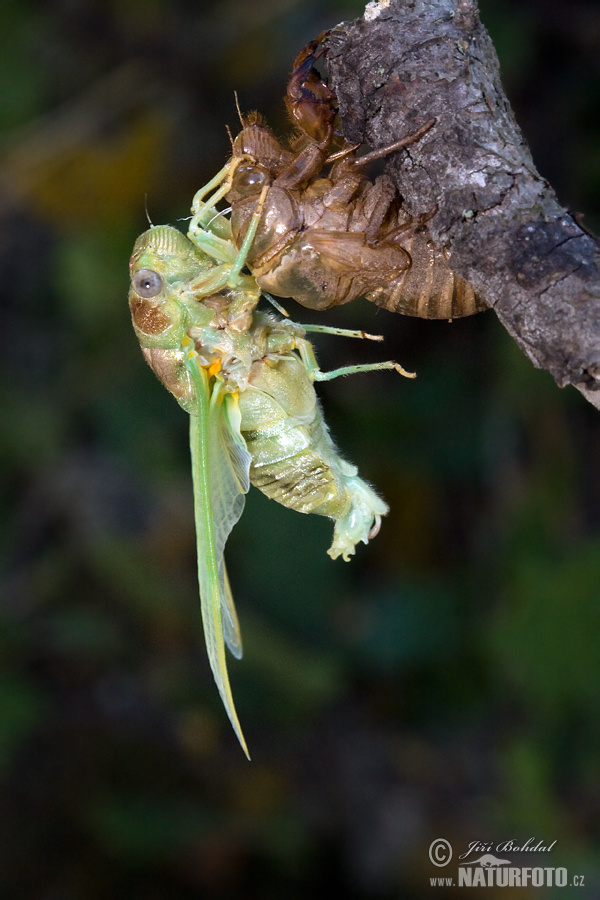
326 0 600 409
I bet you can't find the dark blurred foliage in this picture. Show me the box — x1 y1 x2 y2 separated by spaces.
1 0 600 896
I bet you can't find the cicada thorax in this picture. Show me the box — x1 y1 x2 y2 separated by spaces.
229 179 301 272
139 347 197 413
228 166 412 312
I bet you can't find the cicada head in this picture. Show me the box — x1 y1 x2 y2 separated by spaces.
128 225 214 350
130 224 214 286
129 225 217 412
231 114 293 180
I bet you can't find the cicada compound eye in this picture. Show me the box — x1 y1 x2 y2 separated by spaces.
132 268 163 298
233 164 267 195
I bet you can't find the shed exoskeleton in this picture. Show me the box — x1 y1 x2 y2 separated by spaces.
188 33 485 319
129 223 411 757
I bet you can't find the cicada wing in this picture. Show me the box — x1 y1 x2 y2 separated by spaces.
302 231 409 276
209 389 250 661
187 357 251 758
221 563 242 660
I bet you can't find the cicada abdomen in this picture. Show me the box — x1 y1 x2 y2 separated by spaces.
238 352 387 561
366 230 485 319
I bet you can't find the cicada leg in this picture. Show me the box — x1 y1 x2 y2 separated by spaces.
189 161 269 295
189 182 268 311
296 337 416 381
262 292 291 318
188 160 241 263
190 161 235 219
190 229 238 265
300 323 384 342
312 359 416 381
286 31 335 147
344 118 436 168
226 183 269 286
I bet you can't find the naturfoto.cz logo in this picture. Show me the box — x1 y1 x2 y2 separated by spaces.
428 838 585 888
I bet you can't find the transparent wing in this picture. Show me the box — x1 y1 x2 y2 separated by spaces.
187 356 252 758
210 388 251 661
221 563 242 660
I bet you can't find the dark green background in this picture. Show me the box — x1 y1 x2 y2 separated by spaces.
1 0 600 896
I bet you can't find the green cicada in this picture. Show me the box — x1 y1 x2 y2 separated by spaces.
128 223 411 757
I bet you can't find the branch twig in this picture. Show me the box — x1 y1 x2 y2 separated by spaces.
326 0 600 409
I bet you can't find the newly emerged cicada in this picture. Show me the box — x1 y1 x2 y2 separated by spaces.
129 223 411 757
188 33 485 320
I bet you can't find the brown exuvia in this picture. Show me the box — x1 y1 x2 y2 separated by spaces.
223 33 485 319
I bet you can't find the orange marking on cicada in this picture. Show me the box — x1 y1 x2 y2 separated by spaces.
207 359 222 378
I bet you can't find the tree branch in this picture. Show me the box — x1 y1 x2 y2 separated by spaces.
326 0 600 409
